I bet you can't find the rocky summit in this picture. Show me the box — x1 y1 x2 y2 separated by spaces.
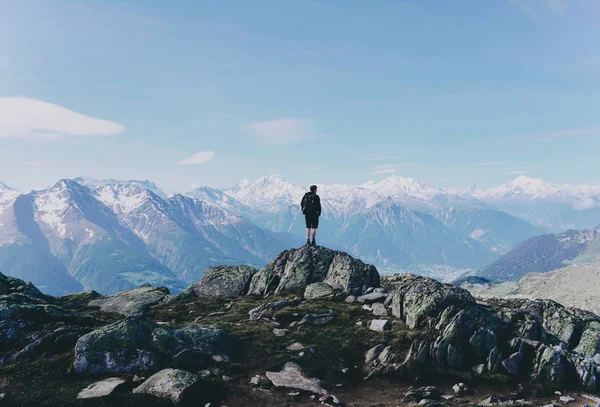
0 246 599 406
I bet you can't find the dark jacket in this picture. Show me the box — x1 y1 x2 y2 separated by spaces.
301 192 321 217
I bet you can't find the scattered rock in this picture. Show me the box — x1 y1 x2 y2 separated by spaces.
357 292 387 305
560 396 575 404
369 319 390 332
287 342 304 351
77 377 126 399
273 328 287 337
452 383 471 396
345 295 357 304
371 303 388 317
250 374 269 386
133 368 202 405
403 386 441 402
265 362 327 395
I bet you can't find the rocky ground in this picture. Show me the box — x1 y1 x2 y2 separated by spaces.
1 245 599 406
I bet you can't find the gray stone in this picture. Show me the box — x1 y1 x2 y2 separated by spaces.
287 342 304 351
77 377 126 399
369 319 391 332
266 362 326 395
304 282 336 300
273 328 287 337
345 295 357 304
248 297 302 320
365 344 385 365
185 266 258 297
560 396 575 404
372 303 388 317
88 285 170 316
133 368 201 405
357 292 387 305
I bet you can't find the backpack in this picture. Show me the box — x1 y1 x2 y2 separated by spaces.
302 193 318 215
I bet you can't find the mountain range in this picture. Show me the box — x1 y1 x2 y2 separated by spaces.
2 174 600 295
0 179 294 295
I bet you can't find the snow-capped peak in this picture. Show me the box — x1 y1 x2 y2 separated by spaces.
0 181 16 192
74 177 166 198
92 183 158 215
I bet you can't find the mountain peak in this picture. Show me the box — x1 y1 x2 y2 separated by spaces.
0 181 16 192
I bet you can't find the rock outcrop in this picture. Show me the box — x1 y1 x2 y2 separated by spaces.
0 272 45 299
362 274 600 392
247 245 380 296
185 266 258 298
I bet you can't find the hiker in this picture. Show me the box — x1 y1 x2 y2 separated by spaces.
301 185 321 246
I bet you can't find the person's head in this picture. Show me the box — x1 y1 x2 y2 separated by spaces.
310 185 317 193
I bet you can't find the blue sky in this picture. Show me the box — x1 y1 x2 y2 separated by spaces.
0 0 598 192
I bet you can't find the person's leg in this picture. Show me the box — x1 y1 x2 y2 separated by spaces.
311 228 317 245
306 228 310 245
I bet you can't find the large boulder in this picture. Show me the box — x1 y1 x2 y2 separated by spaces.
73 316 163 374
386 274 476 329
88 285 170 316
72 316 236 374
185 266 258 297
133 368 203 405
247 246 379 296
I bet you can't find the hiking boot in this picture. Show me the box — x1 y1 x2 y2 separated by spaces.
311 240 316 246
306 239 311 246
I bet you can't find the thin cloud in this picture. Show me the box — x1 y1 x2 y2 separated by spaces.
0 97 124 141
178 151 215 165
474 161 510 167
25 160 49 168
505 170 528 175
241 118 317 146
521 128 600 138
364 154 399 162
373 164 399 175
564 160 600 165
307 168 320 173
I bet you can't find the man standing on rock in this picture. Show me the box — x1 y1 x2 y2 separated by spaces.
301 185 321 246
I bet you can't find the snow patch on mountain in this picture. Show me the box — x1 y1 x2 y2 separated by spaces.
74 176 167 198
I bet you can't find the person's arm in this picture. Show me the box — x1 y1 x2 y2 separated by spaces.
300 193 306 213
316 195 322 217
